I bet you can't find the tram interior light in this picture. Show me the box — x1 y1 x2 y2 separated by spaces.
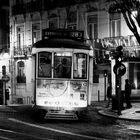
55 52 72 56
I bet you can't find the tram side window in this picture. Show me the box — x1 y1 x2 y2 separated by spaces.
73 53 87 79
54 52 72 78
38 52 52 77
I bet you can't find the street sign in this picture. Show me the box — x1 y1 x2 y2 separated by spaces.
113 62 126 76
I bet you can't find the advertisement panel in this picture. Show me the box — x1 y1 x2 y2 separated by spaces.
36 79 87 108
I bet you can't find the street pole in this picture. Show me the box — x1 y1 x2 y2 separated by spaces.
116 73 121 115
104 75 107 101
104 70 107 101
3 80 6 105
2 65 6 105
113 46 125 115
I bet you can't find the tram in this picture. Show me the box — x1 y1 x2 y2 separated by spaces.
32 29 93 120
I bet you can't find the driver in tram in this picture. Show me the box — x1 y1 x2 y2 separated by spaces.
55 58 69 78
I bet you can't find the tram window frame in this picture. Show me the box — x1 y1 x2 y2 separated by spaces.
53 52 72 79
38 52 52 78
73 53 87 79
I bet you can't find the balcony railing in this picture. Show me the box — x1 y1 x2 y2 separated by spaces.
102 36 140 59
14 45 32 57
101 35 139 49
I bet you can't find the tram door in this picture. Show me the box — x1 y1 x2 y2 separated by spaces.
0 80 3 105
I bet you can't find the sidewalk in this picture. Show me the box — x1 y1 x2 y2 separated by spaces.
94 101 140 121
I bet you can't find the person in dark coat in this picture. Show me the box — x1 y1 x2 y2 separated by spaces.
125 79 132 108
106 83 112 108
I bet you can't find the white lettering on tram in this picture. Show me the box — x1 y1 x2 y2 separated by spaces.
44 100 79 106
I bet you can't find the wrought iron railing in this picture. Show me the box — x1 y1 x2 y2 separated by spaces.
14 45 32 57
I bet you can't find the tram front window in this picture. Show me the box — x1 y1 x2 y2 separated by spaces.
73 53 87 79
54 52 72 78
38 52 52 77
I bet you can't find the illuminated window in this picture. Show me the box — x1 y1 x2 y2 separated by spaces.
32 23 40 44
87 15 98 40
38 52 52 78
17 25 24 48
73 53 87 79
17 61 26 83
129 63 140 90
54 52 72 78
110 13 121 37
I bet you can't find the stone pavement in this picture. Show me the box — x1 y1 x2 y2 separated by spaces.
96 101 140 121
0 102 140 121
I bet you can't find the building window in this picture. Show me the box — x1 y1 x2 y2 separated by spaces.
87 15 98 40
129 63 140 90
17 25 24 48
67 11 77 30
48 19 58 29
32 23 40 44
17 61 26 83
110 13 121 37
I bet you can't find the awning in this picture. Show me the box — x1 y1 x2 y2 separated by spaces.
96 63 111 73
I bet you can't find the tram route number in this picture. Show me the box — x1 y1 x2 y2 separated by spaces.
113 63 126 76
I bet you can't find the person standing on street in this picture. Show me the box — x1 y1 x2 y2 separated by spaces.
125 79 132 108
106 83 112 108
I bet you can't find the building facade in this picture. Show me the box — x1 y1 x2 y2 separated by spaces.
9 0 138 104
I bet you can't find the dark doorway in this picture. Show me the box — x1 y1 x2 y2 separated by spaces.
0 80 3 105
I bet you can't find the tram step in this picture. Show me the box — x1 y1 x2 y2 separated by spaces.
45 112 78 120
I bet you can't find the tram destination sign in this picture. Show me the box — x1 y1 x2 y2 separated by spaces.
42 29 84 41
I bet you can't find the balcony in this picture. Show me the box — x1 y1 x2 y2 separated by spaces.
102 35 140 60
14 45 32 58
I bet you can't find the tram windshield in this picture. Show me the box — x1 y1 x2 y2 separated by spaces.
38 52 87 79
54 52 72 78
38 52 52 77
73 53 87 79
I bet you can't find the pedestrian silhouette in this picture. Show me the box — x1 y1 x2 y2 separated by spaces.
125 79 132 108
106 83 112 108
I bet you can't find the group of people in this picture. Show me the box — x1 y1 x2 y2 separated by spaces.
106 79 132 109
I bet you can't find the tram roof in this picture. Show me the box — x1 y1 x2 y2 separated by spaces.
33 38 91 50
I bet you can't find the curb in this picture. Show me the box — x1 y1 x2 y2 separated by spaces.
0 105 32 113
98 109 140 121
